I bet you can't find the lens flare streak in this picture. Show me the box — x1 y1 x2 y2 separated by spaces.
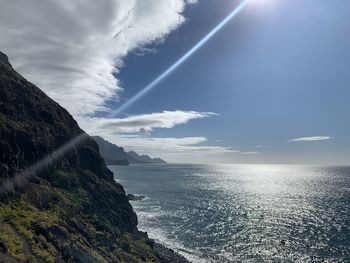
108 0 250 118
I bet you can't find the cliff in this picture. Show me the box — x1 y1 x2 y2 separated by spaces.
92 136 166 165
92 136 130 166
0 51 182 262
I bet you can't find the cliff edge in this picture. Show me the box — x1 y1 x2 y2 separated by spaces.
0 51 184 262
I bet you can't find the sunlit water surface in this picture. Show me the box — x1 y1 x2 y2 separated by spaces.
110 164 350 262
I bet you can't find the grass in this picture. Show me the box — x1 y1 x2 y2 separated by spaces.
0 222 26 260
0 181 161 263
0 198 59 262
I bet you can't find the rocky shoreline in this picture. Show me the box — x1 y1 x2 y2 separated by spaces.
126 193 191 262
152 242 191 263
127 193 146 201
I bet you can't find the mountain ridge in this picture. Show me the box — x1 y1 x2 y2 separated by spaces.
92 136 166 166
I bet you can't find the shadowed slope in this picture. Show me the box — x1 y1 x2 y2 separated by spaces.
0 51 162 262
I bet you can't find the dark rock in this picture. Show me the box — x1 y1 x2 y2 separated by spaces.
127 194 146 201
0 241 7 253
0 51 11 67
72 248 100 263
153 242 191 263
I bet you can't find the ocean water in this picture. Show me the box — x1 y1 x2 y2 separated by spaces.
110 164 350 262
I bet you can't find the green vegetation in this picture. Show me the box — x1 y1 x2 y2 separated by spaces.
119 233 160 263
0 185 161 262
0 222 26 260
0 198 59 262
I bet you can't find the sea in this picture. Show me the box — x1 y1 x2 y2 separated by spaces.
109 164 350 263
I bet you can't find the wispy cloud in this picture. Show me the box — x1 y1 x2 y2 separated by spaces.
99 134 239 159
238 151 260 155
79 110 217 134
77 110 255 160
289 136 333 142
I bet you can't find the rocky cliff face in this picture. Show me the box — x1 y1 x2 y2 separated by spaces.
0 51 161 262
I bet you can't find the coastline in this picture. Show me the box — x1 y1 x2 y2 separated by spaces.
152 241 191 263
111 164 192 262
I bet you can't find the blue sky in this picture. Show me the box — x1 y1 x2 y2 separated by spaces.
110 0 350 164
1 0 349 164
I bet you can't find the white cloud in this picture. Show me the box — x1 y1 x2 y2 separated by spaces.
100 134 239 158
77 110 239 160
78 110 263 161
78 110 217 133
289 136 333 142
0 0 196 116
238 151 260 155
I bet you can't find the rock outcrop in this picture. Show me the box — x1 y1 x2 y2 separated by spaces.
0 52 11 67
127 194 146 202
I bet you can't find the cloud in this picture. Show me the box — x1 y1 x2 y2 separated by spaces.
0 0 196 116
78 110 217 133
100 134 239 158
77 110 262 161
75 109 240 159
238 151 260 155
289 136 333 142
77 110 239 159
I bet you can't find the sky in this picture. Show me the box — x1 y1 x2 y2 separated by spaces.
0 0 349 164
